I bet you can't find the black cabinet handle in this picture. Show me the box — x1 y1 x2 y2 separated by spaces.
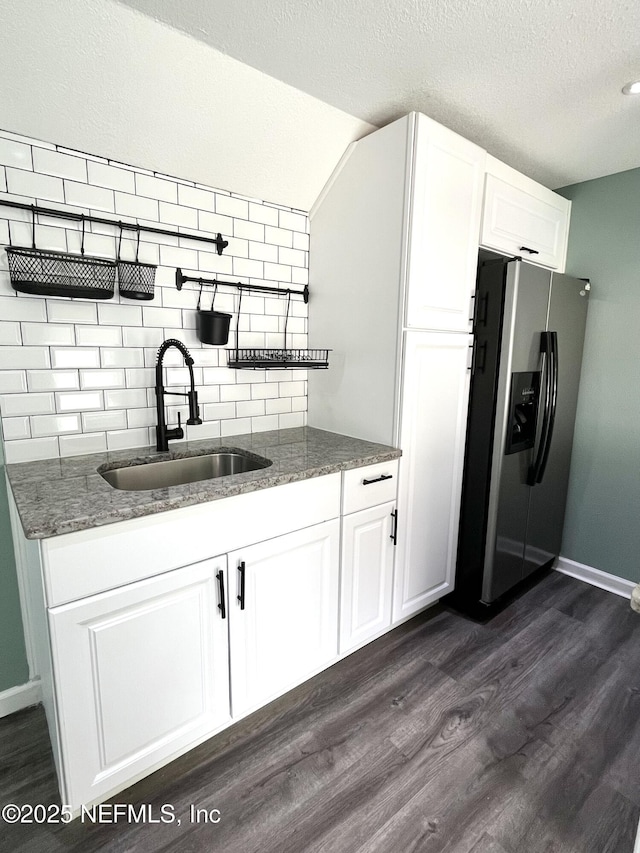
237 561 246 610
390 509 398 545
362 473 393 486
216 570 226 619
519 245 540 255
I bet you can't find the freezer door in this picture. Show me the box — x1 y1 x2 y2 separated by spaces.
482 261 552 602
524 274 589 575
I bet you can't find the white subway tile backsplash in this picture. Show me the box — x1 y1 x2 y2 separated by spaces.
1 391 54 416
4 436 59 463
97 303 143 327
0 129 309 461
22 322 74 347
100 348 144 368
9 220 68 253
0 371 28 394
248 202 278 226
87 161 135 193
59 432 107 457
106 428 150 451
159 244 198 269
115 192 159 221
27 370 79 392
0 346 50 369
0 139 32 170
279 210 307 233
216 195 248 220
105 388 148 409
265 225 293 248
142 306 182 328
279 247 306 268
64 180 115 212
0 321 21 345
56 390 103 412
251 414 279 432
47 300 97 324
3 416 30 440
80 369 125 390
233 257 264 279
264 262 292 283
279 412 306 429
249 241 278 263
121 326 165 348
33 148 87 182
178 185 215 211
293 232 310 252
51 347 100 369
136 174 178 203
31 413 81 438
159 201 198 229
82 409 127 432
75 325 122 347
221 417 251 437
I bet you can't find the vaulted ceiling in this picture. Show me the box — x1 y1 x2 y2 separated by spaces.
117 0 640 190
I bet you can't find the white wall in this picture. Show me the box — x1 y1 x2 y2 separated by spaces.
0 0 374 212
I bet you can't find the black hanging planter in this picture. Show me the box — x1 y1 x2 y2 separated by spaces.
195 282 231 345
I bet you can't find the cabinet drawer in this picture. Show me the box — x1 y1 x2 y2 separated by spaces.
342 460 399 515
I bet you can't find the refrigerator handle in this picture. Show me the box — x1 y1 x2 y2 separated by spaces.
527 331 553 486
536 331 559 483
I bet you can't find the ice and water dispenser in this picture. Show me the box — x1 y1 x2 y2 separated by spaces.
505 372 540 454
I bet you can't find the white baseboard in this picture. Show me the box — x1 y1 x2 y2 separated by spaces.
0 679 41 719
555 557 636 599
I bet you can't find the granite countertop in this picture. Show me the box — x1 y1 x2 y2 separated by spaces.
6 427 401 540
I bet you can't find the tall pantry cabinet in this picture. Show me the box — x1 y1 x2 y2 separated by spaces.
308 112 485 621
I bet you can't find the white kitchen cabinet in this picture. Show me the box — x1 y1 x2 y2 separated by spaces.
393 331 471 621
340 501 396 655
309 111 481 623
228 520 340 717
406 115 486 331
48 557 230 809
480 155 571 271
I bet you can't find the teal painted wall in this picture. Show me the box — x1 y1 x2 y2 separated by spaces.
558 168 640 582
0 428 30 692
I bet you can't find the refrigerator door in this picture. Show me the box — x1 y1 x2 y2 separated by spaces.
482 260 552 602
524 274 589 575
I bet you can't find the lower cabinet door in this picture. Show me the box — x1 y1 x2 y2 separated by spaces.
48 557 230 810
340 501 396 654
228 520 340 718
393 330 471 622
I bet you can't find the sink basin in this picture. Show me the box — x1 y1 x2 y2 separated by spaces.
99 450 272 491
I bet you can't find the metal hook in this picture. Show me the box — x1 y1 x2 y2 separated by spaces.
135 223 141 263
117 221 124 262
80 214 86 256
30 205 36 250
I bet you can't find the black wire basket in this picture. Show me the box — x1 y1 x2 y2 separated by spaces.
6 246 116 299
116 224 156 300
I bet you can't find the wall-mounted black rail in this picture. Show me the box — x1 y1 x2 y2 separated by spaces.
0 199 228 255
176 268 309 303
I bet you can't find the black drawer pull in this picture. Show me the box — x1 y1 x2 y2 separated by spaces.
362 473 393 486
237 561 246 610
216 570 226 619
519 245 540 255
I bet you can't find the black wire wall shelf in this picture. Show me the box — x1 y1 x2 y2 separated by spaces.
175 269 329 370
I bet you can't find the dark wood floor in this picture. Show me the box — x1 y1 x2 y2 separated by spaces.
2 571 640 853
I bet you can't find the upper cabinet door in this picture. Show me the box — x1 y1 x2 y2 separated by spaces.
405 114 486 332
480 157 571 271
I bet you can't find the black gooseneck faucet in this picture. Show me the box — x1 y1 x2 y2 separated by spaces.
155 339 202 452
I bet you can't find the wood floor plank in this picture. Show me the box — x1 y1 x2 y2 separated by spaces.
1 574 640 853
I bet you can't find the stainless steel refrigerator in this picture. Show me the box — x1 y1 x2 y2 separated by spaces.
450 251 590 617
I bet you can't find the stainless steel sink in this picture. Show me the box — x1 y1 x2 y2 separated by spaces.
99 450 272 491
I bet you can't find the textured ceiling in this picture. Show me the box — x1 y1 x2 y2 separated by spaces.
115 0 640 189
